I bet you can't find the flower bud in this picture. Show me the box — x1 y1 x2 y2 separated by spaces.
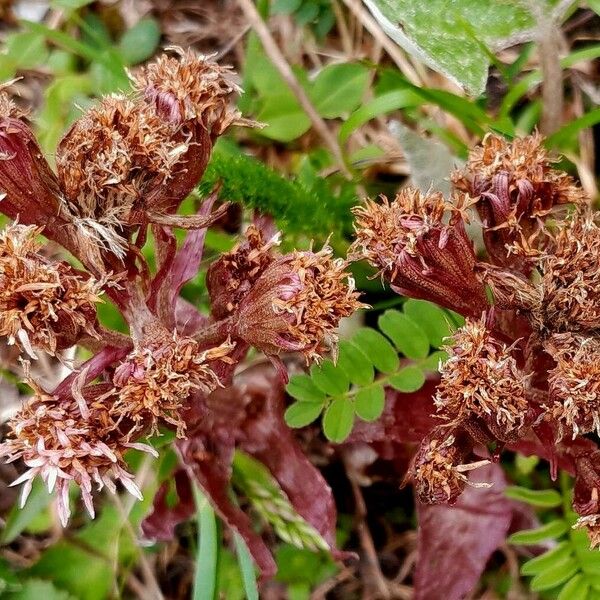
350 189 488 317
207 225 279 319
233 245 365 362
0 379 154 526
112 325 234 437
545 333 600 440
452 133 587 266
0 223 103 357
435 316 531 442
410 431 490 505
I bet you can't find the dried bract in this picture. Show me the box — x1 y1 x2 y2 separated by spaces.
132 46 241 135
0 223 102 357
207 225 279 319
435 316 530 441
545 333 600 439
234 245 364 362
0 380 153 526
350 189 487 317
113 327 234 437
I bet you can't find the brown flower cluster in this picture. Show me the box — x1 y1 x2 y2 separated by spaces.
352 132 600 548
0 223 102 357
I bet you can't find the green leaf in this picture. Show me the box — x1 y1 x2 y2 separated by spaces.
505 486 562 508
530 556 578 592
378 310 429 359
363 0 542 95
339 89 421 143
337 340 375 386
509 519 570 545
421 350 448 372
193 487 220 600
257 94 312 142
285 401 324 428
5 32 49 70
388 366 426 393
352 328 399 374
311 63 370 118
355 384 385 422
286 374 326 403
557 574 590 600
521 542 573 576
7 579 75 600
272 0 303 14
2 479 53 544
323 398 355 442
310 360 349 396
50 0 94 8
233 533 259 600
403 300 454 348
118 18 161 65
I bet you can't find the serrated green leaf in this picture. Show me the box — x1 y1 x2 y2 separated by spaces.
286 374 326 403
363 0 545 96
505 486 562 508
531 556 578 592
355 385 385 422
311 64 370 118
323 398 355 443
337 340 374 386
285 401 324 428
378 310 429 359
118 18 161 65
352 328 399 374
509 520 570 545
403 300 454 348
557 574 590 600
310 360 349 396
388 366 425 393
521 542 572 576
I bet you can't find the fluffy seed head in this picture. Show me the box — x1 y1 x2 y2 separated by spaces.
0 379 152 526
350 189 487 317
435 316 530 441
411 433 490 504
132 47 241 134
112 327 234 438
0 223 103 357
545 333 600 439
56 95 188 251
234 245 365 362
207 225 279 319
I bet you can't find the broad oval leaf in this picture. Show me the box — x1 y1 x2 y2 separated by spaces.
118 18 161 65
389 366 425 393
355 384 385 422
311 63 370 118
509 519 570 545
286 374 326 404
521 542 572 576
530 556 578 592
337 340 375 386
310 360 350 396
378 310 429 359
284 401 324 428
323 398 355 443
403 299 454 348
505 486 562 508
352 328 399 374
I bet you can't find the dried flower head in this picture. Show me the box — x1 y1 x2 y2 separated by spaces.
0 223 103 357
0 90 23 120
435 316 530 441
133 46 241 134
207 225 279 319
0 379 155 526
536 213 600 332
575 514 600 549
452 133 587 267
411 432 490 504
350 189 487 317
234 245 364 362
113 327 234 438
545 333 600 439
56 95 189 255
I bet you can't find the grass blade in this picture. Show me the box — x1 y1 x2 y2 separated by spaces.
233 532 259 600
193 486 220 600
